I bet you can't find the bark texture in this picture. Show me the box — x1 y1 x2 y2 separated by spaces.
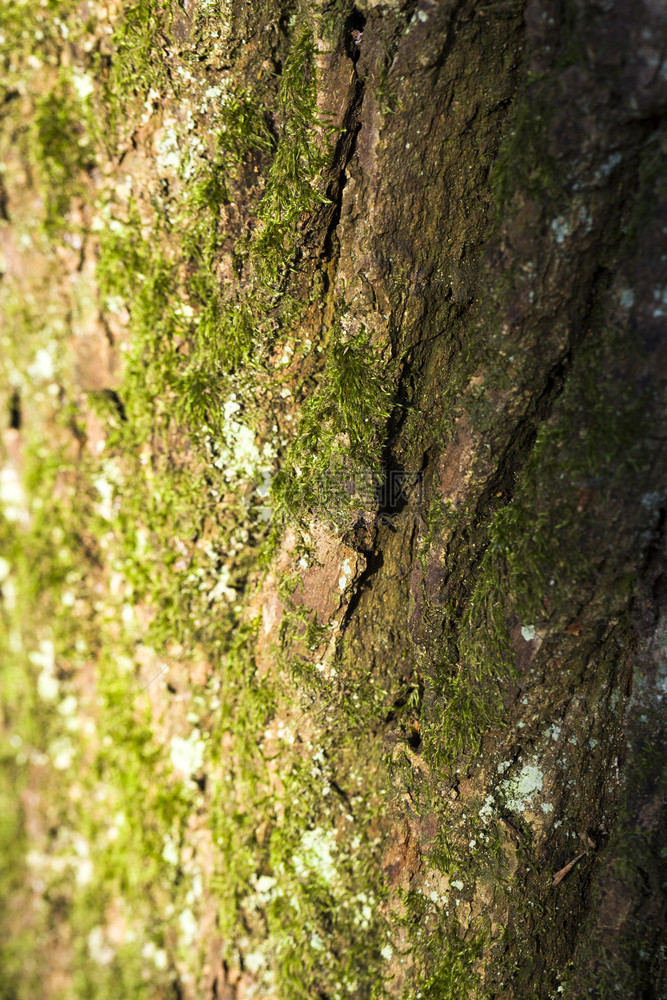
1 1 666 998
259 1 667 995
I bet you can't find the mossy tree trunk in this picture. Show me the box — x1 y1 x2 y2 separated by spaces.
254 1 667 995
1 0 666 998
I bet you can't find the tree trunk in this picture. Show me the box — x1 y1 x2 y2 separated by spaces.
0 1 665 999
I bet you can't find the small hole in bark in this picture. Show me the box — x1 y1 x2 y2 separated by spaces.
0 178 8 221
407 730 422 751
348 7 365 31
9 390 21 430
346 8 366 61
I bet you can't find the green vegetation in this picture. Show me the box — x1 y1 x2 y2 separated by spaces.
0 435 105 996
100 0 172 116
3 2 650 999
252 28 335 287
419 318 646 772
32 78 94 233
272 327 396 525
0 4 404 998
398 890 485 1000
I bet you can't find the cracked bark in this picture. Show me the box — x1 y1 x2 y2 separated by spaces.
248 0 667 996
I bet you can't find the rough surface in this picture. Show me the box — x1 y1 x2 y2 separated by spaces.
0 1 666 998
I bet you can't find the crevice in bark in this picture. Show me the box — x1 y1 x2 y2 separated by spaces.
319 78 366 268
343 6 366 62
8 389 21 431
339 533 383 625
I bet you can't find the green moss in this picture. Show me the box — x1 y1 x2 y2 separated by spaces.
398 889 485 1000
0 1 79 79
252 28 335 287
272 326 395 525
418 306 650 771
0 439 109 998
91 0 173 145
0 5 560 998
14 71 92 236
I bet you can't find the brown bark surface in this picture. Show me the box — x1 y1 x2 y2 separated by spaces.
1 1 666 998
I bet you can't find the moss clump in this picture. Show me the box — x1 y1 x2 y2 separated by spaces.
272 327 396 526
32 79 93 231
420 315 648 773
251 27 335 287
398 889 485 1000
91 0 173 145
0 9 408 996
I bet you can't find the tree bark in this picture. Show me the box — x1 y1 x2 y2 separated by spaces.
1 1 666 998
256 2 667 994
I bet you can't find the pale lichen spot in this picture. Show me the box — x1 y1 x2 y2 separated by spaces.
501 762 543 813
178 908 198 947
479 794 495 823
550 217 570 244
162 838 179 866
600 152 622 177
652 286 667 317
71 69 94 100
339 558 352 591
27 346 56 381
0 464 26 522
170 731 205 776
578 205 593 232
51 738 74 770
293 827 338 885
88 927 115 965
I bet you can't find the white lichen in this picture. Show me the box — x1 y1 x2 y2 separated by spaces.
550 217 570 245
88 927 114 965
170 731 205 776
479 794 495 823
500 762 543 813
338 558 352 591
0 464 26 522
178 908 198 947
293 827 338 885
27 346 56 381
